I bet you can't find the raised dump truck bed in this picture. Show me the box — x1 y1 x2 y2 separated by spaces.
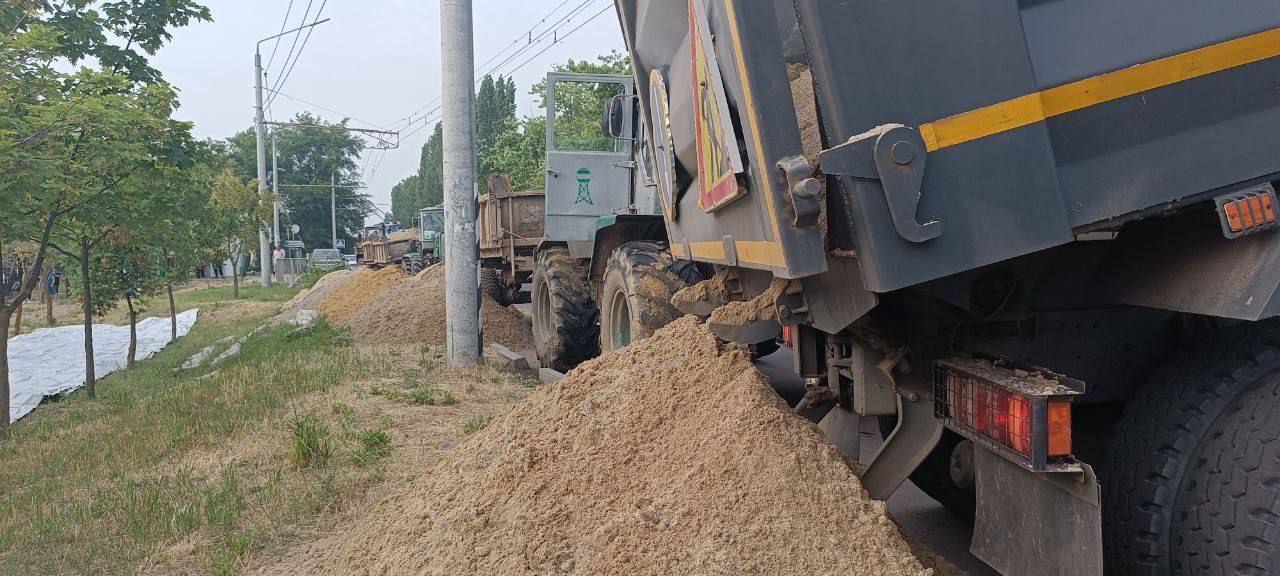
478 174 545 304
616 2 1280 574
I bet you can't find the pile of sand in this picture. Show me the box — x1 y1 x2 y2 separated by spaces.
341 265 532 353
317 266 406 324
254 316 935 576
276 269 355 324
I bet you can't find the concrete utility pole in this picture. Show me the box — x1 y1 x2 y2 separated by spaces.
331 171 338 249
254 18 329 288
272 135 281 248
441 0 481 367
254 50 272 288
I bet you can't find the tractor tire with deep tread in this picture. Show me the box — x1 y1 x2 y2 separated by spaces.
1102 319 1280 575
481 269 508 305
532 247 599 372
598 241 704 353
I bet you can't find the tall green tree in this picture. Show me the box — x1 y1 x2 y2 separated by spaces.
226 113 373 250
418 121 445 208
207 169 269 299
0 0 209 427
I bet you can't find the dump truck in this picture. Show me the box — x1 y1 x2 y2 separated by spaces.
612 3 1280 575
478 174 544 305
355 207 444 273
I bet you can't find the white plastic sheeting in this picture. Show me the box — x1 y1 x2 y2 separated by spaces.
6 309 198 423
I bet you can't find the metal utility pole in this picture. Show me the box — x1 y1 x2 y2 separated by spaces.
255 18 329 288
331 171 338 249
442 0 481 367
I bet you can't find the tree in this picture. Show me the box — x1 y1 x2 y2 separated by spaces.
390 174 422 227
0 0 209 431
208 169 269 299
418 122 445 209
476 74 517 178
225 113 373 249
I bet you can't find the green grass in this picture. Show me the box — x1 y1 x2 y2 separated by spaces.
462 416 488 435
288 412 334 469
0 299 384 575
14 281 299 332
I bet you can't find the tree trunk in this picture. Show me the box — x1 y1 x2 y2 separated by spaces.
167 282 176 340
231 244 240 299
79 238 96 399
0 307 9 438
11 302 21 337
46 289 53 326
125 293 137 369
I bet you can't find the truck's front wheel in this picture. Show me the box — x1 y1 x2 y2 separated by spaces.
1102 319 1280 575
532 247 599 372
599 241 703 353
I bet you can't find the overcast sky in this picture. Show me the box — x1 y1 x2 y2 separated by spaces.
150 0 625 225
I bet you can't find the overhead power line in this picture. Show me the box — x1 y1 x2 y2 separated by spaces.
264 0 297 74
393 0 614 141
267 0 329 109
267 0 313 89
389 0 607 131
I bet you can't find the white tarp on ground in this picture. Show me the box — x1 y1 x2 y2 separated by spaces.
6 309 198 423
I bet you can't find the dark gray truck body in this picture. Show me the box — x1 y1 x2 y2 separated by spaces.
617 0 1280 319
616 1 1280 574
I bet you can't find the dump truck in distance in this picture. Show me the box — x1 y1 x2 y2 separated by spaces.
616 2 1280 574
355 207 443 273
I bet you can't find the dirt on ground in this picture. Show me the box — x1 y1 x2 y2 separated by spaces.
316 267 405 324
340 264 532 355
251 316 941 576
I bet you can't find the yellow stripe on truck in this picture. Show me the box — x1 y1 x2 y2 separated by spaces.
920 27 1280 151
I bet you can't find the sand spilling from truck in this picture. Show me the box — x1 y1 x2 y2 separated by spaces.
252 316 935 576
341 264 532 353
316 266 406 323
708 276 794 325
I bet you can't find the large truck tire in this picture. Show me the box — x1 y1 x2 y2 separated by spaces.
1102 319 1280 575
598 241 704 353
878 417 976 524
532 247 599 372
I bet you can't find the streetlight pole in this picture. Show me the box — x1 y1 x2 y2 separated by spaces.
254 50 271 288
255 18 330 288
442 0 481 367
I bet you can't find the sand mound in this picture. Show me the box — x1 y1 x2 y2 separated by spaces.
317 266 405 323
276 269 355 323
341 265 532 354
254 316 932 576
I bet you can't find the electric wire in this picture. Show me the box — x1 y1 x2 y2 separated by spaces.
263 0 297 74
267 0 329 108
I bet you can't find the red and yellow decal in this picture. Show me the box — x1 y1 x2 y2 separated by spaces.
689 0 743 212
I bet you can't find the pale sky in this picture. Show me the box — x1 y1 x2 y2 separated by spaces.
149 0 625 224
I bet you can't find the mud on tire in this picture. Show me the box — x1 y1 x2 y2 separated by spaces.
532 246 599 372
598 241 703 353
1102 319 1280 575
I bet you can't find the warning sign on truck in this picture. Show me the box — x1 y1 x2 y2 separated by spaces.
688 0 744 213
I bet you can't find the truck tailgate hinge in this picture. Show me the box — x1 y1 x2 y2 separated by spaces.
817 124 941 243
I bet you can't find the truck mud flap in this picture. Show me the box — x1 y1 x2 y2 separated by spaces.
1095 208 1280 321
971 446 1102 576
